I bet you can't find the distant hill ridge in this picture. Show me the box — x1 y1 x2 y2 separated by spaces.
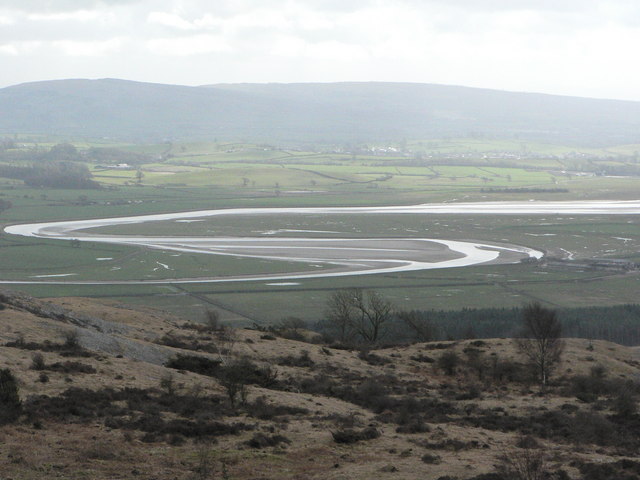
1 78 639 145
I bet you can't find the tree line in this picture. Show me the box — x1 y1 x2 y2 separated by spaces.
0 161 99 189
317 288 640 346
0 143 100 189
406 304 640 345
315 289 566 386
0 142 151 165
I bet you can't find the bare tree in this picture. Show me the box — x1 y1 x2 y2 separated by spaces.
323 289 358 343
204 309 221 331
497 443 548 480
516 302 564 386
352 290 393 343
397 310 434 342
323 289 394 344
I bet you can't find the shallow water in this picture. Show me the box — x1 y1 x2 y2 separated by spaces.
6 199 638 284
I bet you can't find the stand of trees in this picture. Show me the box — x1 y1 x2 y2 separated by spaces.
0 142 153 189
318 290 640 346
0 198 12 213
390 304 640 346
0 142 151 165
0 161 99 189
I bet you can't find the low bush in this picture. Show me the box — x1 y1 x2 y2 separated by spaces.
30 353 46 370
358 350 392 366
5 337 93 358
488 357 530 384
437 351 460 376
165 354 221 377
79 442 121 461
297 374 455 420
245 433 291 448
410 353 434 363
47 361 96 374
423 343 455 350
156 332 218 353
467 407 640 452
24 386 243 444
0 368 21 425
277 350 315 368
248 396 308 420
414 438 481 451
332 427 380 444
396 418 430 434
576 459 640 480
421 453 441 464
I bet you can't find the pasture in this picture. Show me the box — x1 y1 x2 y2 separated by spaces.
1 137 640 323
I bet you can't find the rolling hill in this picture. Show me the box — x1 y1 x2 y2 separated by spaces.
1 79 640 145
1 289 640 479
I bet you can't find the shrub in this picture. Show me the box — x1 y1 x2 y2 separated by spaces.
31 353 46 370
47 361 97 374
159 373 176 395
421 453 442 464
273 317 308 341
79 441 120 461
612 387 638 418
0 368 21 424
63 330 80 349
516 435 540 449
358 349 392 366
570 411 617 446
577 459 640 480
248 396 308 420
416 438 478 451
217 358 279 408
5 336 92 357
410 353 434 363
489 357 529 384
568 374 608 402
204 309 221 331
245 433 291 448
437 351 460 376
165 354 221 377
218 361 250 408
332 427 380 444
455 384 481 400
467 475 505 480
277 350 315 368
497 446 548 480
396 418 430 434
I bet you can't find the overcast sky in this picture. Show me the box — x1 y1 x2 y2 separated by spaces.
1 0 639 101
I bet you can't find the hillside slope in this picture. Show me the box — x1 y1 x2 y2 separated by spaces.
1 79 640 145
0 289 639 479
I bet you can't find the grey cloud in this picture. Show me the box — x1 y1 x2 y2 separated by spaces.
0 19 121 43
1 0 144 12
417 0 600 12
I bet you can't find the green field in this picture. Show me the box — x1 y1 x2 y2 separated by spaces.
1 137 640 324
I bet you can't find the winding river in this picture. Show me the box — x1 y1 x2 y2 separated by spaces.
4 200 640 285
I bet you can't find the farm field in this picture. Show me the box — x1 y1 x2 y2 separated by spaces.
1 138 640 324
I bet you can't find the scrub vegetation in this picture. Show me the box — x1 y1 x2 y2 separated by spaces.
0 291 639 479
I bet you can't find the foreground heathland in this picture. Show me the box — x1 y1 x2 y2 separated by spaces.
1 289 639 479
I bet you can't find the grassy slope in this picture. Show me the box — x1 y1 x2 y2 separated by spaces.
0 293 638 479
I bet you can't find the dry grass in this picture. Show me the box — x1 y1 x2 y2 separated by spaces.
0 290 638 479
